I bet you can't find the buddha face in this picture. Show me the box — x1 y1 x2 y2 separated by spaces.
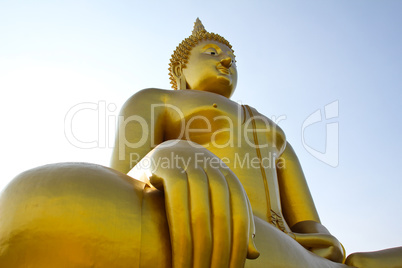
180 40 237 98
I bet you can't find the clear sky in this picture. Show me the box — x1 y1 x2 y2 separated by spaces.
1 0 401 256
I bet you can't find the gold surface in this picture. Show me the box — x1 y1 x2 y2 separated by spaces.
1 18 400 267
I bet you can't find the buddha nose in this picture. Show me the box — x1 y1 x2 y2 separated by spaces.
220 57 232 68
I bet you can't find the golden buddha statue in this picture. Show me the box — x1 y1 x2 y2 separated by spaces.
0 18 401 268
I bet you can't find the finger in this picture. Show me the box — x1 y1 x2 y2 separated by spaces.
150 168 192 268
311 240 344 262
186 165 212 268
311 247 337 261
293 233 337 248
219 167 250 268
205 166 231 268
246 197 260 259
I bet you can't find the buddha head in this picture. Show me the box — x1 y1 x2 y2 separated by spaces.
169 18 237 98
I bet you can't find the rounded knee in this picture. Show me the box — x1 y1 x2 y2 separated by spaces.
0 162 146 267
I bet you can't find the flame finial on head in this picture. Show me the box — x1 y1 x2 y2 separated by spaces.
169 18 235 90
192 18 206 36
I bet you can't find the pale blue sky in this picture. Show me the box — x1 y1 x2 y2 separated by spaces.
1 0 401 256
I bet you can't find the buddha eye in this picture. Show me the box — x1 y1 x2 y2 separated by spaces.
204 48 218 56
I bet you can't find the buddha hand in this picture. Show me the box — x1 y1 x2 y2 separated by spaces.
133 140 259 268
292 231 344 262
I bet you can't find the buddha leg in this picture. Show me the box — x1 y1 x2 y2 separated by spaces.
246 217 349 268
345 247 402 268
0 162 354 268
0 163 171 268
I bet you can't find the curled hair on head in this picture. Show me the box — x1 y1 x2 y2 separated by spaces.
168 18 235 90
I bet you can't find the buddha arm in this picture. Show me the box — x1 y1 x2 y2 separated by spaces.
111 88 166 174
276 142 320 227
277 142 344 262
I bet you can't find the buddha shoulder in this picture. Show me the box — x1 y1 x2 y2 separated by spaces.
120 88 171 115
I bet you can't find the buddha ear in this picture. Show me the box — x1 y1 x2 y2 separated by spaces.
172 62 187 90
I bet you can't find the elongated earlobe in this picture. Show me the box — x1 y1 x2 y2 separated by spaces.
172 63 187 90
179 74 186 90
